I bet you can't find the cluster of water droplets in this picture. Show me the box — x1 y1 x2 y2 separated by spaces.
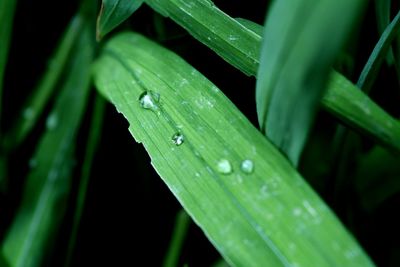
138 91 254 175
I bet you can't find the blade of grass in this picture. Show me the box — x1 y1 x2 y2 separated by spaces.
357 8 400 93
163 210 190 267
93 32 374 267
96 0 144 40
64 94 106 267
144 0 400 153
0 22 93 267
255 0 363 165
375 0 394 65
0 0 17 132
4 15 83 151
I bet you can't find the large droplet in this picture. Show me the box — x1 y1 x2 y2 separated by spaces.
240 159 254 174
46 113 58 130
217 159 232 174
139 91 160 110
172 133 184 146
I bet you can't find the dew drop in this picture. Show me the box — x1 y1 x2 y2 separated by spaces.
46 113 58 130
240 159 254 174
139 91 160 110
29 158 37 168
172 133 184 146
23 108 34 120
217 159 232 174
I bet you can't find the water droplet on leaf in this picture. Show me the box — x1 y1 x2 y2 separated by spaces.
172 133 184 146
240 159 254 174
46 113 58 130
139 91 160 110
217 159 232 174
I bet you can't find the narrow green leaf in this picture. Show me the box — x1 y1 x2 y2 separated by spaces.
64 95 106 267
322 71 400 152
357 8 400 93
144 0 400 154
163 210 190 267
374 0 394 65
1 24 93 267
93 32 374 267
96 0 144 40
4 16 83 150
256 0 363 165
0 0 17 129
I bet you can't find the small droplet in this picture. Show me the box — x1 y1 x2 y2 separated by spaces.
240 159 254 174
217 159 232 174
23 108 34 120
139 91 160 110
29 158 37 168
172 133 184 146
46 113 58 130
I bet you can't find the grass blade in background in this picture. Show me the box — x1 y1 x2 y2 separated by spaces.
144 0 400 154
64 95 106 267
256 0 363 165
375 0 394 65
0 0 17 128
4 16 83 150
163 210 190 267
96 0 144 40
93 32 374 267
0 24 93 267
358 8 400 93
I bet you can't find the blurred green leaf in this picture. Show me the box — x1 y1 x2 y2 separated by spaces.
64 95 106 267
256 0 363 165
0 23 93 267
163 210 190 267
93 32 374 267
355 146 400 212
4 16 83 150
0 0 17 125
144 0 400 154
96 0 144 40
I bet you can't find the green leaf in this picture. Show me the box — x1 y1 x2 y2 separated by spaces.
1 23 93 267
322 71 400 152
93 32 374 267
144 0 400 154
0 0 17 127
4 15 83 150
163 210 190 267
96 0 144 40
357 8 400 93
64 95 106 267
374 0 394 65
256 0 364 165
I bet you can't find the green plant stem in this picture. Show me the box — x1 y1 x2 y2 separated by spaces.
64 94 106 267
163 210 191 267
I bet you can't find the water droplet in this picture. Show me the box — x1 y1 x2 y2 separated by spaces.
217 159 232 174
172 133 184 146
240 159 254 174
139 91 160 110
29 158 37 168
23 108 34 119
46 113 58 130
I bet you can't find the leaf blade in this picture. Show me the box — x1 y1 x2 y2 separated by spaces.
93 32 375 267
96 0 144 39
256 0 364 165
